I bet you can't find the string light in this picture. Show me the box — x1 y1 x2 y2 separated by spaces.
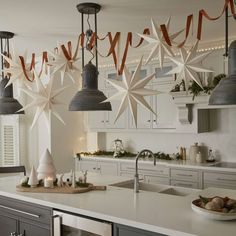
98 44 226 69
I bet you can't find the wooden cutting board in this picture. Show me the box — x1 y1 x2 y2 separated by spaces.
16 183 106 194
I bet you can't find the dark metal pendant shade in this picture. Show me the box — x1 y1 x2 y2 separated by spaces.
209 40 236 105
0 31 24 115
0 77 24 114
69 62 111 111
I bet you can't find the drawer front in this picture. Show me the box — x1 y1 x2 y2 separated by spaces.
204 182 236 190
99 161 118 176
0 196 52 225
120 172 143 178
120 163 169 176
144 175 170 185
171 180 199 189
80 160 98 172
171 169 199 181
204 172 236 186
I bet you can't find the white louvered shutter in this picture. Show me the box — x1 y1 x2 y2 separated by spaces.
0 115 20 166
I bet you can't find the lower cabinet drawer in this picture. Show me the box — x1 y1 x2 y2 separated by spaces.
171 180 199 189
203 182 236 190
144 175 170 185
120 163 169 177
203 172 236 186
171 169 199 182
0 196 52 225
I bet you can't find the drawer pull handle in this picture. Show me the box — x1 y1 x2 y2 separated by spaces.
217 178 236 182
0 205 40 218
176 174 193 177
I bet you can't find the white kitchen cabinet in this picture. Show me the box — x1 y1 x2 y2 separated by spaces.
78 159 119 176
77 158 236 190
87 89 127 130
203 171 236 189
170 168 201 189
152 83 177 130
170 180 199 189
79 159 98 173
98 161 118 176
144 175 170 185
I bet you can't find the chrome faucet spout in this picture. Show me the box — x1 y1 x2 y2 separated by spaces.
134 149 156 193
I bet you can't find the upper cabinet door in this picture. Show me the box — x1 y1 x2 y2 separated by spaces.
151 63 177 130
106 89 127 129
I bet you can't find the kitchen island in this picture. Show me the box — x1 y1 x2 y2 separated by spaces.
0 173 236 236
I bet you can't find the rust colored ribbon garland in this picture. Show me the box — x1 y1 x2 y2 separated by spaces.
18 0 236 80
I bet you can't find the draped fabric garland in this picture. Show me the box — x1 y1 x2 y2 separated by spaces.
8 0 235 82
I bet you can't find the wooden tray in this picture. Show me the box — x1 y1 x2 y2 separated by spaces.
16 183 106 194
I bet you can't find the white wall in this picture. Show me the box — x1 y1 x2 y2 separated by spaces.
102 108 236 162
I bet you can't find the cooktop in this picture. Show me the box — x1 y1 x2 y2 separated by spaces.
210 162 236 168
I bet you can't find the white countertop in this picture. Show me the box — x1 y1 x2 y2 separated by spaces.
0 173 236 236
80 156 236 172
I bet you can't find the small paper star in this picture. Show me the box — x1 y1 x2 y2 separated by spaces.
138 17 183 68
48 46 80 85
1 50 33 89
167 40 213 90
104 57 161 127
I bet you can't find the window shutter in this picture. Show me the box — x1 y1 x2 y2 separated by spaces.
0 115 20 167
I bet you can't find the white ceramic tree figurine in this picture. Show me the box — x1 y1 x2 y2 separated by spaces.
37 149 56 181
28 166 38 188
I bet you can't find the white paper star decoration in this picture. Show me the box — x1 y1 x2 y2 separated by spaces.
138 17 183 68
49 46 80 85
19 71 68 131
1 51 33 89
167 40 213 90
104 57 161 127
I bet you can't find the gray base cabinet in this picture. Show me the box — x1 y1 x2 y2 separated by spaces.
0 214 17 236
114 224 167 236
0 196 52 236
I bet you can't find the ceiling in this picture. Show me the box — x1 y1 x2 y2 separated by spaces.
0 0 236 61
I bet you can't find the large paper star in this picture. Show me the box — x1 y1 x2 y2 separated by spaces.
48 46 80 85
138 17 183 68
1 51 33 89
18 71 68 131
167 40 212 90
104 57 161 127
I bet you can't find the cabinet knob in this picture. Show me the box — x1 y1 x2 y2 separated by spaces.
97 167 101 170
153 120 156 122
93 167 96 170
147 120 151 122
106 120 109 123
101 121 105 123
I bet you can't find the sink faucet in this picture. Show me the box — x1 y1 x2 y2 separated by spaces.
134 149 156 193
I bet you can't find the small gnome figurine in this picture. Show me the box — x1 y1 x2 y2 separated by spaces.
28 166 38 188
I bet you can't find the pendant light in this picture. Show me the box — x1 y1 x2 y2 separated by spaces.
209 40 236 105
209 7 236 105
69 3 112 111
0 31 24 114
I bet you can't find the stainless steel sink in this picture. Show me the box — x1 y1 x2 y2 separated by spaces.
110 180 167 192
110 180 198 196
159 187 197 196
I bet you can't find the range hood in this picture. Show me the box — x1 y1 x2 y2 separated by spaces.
209 40 236 105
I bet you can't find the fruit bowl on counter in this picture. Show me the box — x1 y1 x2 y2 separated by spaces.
192 195 236 220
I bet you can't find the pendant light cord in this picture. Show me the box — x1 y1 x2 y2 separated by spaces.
86 14 95 62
